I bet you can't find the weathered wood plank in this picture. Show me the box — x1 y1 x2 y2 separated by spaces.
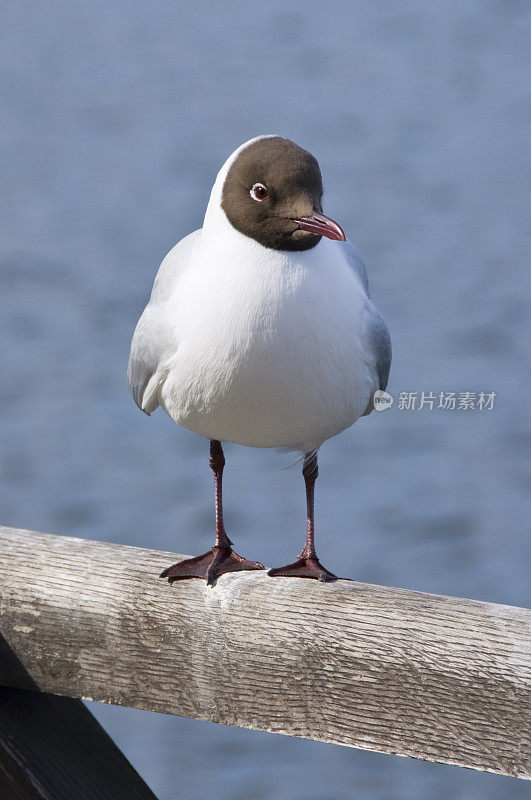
0 525 529 779
0 687 159 800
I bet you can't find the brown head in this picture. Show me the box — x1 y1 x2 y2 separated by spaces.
221 136 345 252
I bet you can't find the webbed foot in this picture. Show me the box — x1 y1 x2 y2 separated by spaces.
160 546 265 587
267 556 337 582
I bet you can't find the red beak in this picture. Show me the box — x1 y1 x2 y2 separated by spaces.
293 210 346 242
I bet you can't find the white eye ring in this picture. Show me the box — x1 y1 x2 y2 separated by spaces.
250 183 268 202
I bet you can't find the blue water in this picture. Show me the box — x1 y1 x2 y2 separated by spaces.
1 1 530 798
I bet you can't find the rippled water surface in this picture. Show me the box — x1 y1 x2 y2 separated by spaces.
1 2 530 798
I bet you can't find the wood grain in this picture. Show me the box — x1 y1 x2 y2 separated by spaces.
0 525 529 779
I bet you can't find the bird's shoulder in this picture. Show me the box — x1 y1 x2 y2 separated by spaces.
339 239 370 295
149 228 202 305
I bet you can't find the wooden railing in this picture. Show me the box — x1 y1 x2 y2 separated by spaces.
0 525 529 797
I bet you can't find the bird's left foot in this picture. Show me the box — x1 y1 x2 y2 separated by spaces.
268 556 337 582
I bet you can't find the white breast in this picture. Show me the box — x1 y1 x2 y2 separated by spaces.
158 227 376 453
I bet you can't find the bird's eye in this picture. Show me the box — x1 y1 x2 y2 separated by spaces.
250 183 269 202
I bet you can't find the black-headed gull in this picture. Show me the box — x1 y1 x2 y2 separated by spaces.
128 136 391 584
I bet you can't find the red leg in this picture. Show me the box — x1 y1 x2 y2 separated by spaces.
268 451 336 582
160 440 265 586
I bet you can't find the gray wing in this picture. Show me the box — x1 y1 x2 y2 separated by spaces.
340 239 392 412
341 239 391 390
127 230 201 414
367 306 392 391
360 303 392 417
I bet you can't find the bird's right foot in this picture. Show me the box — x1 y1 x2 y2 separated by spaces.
160 545 265 587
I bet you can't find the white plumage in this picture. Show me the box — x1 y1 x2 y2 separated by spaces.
128 136 390 455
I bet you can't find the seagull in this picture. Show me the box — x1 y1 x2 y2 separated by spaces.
128 135 391 585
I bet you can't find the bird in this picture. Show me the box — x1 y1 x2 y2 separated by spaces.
128 135 391 585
